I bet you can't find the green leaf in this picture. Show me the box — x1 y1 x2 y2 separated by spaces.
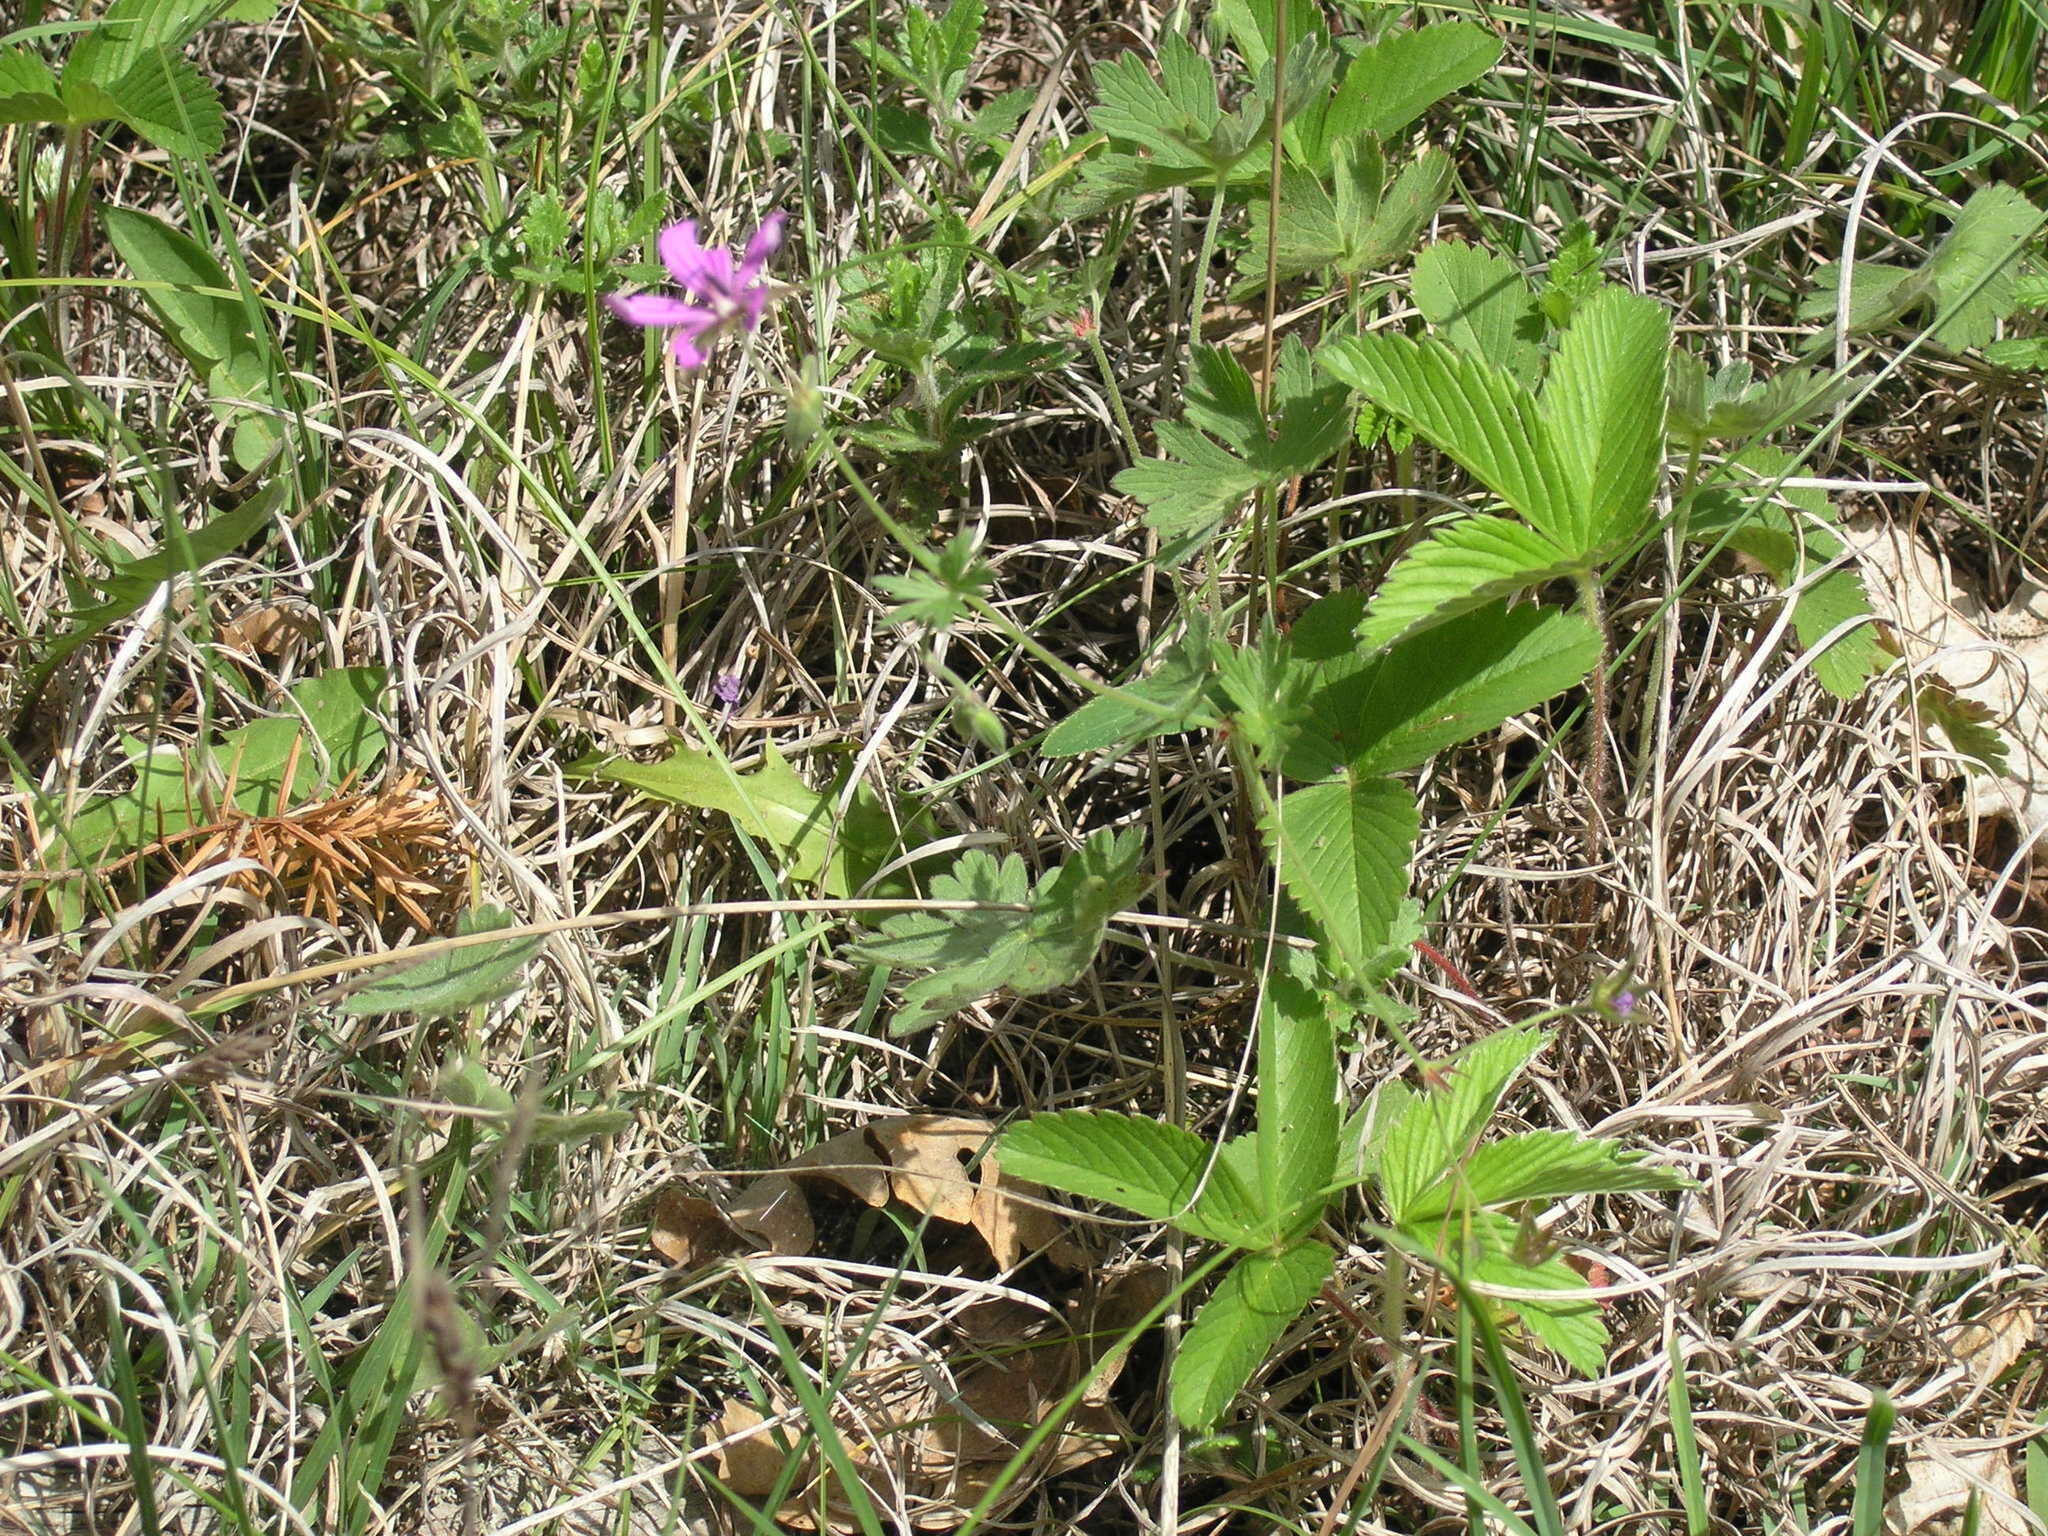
1248 144 1453 283
1340 1077 1417 1184
1119 340 1347 553
201 666 388 812
1321 333 1579 541
997 1111 1266 1247
1256 968 1341 1231
1172 1240 1334 1429
342 907 542 1019
1294 602 1599 779
1687 451 1882 699
1335 21 1502 140
0 46 68 124
1800 260 1929 336
1090 33 1223 168
1378 1027 1548 1223
1916 680 2013 775
1412 240 1543 384
1358 514 1584 650
101 204 279 461
849 827 1145 1035
1043 625 1218 756
1116 422 1268 543
570 741 912 899
66 47 223 159
1665 356 1845 447
876 530 993 631
1264 775 1417 987
1926 183 2045 350
1472 1250 1608 1374
1406 1130 1690 1219
1535 285 1670 552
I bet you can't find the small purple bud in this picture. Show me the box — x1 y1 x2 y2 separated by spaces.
1613 988 1637 1018
712 672 743 707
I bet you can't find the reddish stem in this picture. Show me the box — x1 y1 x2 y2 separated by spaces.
1411 938 1480 1001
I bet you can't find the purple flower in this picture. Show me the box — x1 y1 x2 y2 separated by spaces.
712 672 743 707
607 213 786 369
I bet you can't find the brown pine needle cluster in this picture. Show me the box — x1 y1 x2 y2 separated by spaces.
155 769 466 931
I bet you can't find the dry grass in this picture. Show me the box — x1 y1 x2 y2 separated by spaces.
2 0 2046 1533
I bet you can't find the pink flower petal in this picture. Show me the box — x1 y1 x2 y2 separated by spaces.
668 331 711 369
607 293 707 327
659 221 718 293
741 212 787 274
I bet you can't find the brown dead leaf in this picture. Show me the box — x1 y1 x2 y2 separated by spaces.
709 1399 805 1500
1950 1305 2038 1387
791 1125 892 1206
218 603 314 659
651 1190 737 1268
727 1172 815 1255
1894 1443 2029 1536
866 1114 1084 1271
869 1115 988 1225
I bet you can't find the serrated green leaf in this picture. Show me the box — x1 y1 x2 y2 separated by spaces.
1472 1249 1608 1373
102 49 223 159
1183 346 1264 451
65 0 225 160
1289 602 1599 779
1406 1129 1691 1219
1043 628 1218 756
1173 1241 1333 1429
1321 333 1578 542
0 46 67 123
1089 35 1220 168
1413 240 1543 384
342 907 542 1019
570 741 914 899
1335 21 1502 139
1378 1027 1548 1222
1358 514 1583 649
1985 335 2048 369
1928 183 2045 350
997 1110 1266 1246
1536 285 1669 552
1667 357 1845 447
1256 969 1340 1230
1340 1077 1417 1184
1800 260 1932 336
1918 681 2014 774
877 530 993 631
1117 422 1267 544
849 827 1145 1034
1264 776 1417 987
1179 1236 1335 1433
